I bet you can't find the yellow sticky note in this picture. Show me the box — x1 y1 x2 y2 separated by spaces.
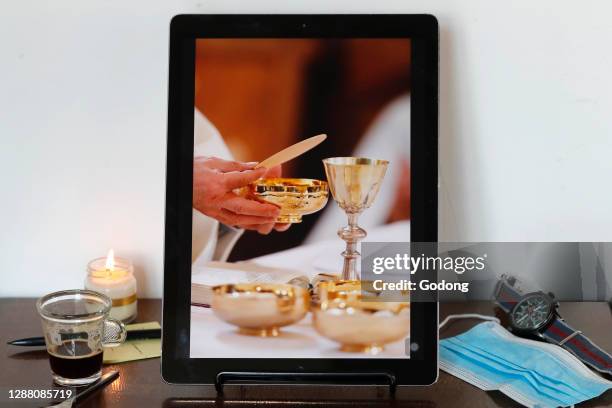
103 321 161 364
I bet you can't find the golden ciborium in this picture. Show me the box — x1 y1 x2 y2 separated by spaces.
313 281 410 354
211 283 310 337
241 178 328 223
322 157 389 280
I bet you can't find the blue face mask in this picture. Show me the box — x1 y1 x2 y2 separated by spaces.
440 321 612 407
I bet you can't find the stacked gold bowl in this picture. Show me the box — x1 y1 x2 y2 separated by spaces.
240 178 329 223
312 280 410 354
211 283 310 337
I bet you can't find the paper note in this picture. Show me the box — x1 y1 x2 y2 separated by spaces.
103 321 161 364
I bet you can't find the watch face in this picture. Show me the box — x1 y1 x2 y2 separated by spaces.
510 293 554 332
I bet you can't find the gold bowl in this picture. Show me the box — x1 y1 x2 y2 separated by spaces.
211 283 310 337
242 178 328 223
313 281 410 354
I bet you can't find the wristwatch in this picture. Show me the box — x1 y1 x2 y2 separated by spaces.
494 275 612 375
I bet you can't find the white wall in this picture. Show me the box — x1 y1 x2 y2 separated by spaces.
2 1 612 297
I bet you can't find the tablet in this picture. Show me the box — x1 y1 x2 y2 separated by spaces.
163 14 438 387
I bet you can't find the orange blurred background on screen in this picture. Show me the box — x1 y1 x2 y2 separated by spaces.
195 39 410 176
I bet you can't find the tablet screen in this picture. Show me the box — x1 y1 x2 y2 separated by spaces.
190 38 411 359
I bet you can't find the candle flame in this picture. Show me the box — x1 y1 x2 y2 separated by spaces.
105 249 115 271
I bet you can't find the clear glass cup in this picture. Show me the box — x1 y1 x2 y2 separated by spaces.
36 289 127 386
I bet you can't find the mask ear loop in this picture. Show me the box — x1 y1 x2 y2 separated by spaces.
439 314 501 330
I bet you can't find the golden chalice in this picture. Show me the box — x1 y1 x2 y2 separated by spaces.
211 283 310 337
313 281 410 354
322 157 389 280
242 178 328 223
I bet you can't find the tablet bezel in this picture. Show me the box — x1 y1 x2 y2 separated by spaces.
162 14 438 386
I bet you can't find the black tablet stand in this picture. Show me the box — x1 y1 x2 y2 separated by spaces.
215 371 397 394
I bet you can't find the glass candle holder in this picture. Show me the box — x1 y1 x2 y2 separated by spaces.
85 251 137 323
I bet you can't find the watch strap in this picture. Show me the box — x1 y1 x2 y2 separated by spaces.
542 317 612 375
494 278 523 313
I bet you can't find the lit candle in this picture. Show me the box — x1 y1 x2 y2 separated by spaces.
85 249 138 323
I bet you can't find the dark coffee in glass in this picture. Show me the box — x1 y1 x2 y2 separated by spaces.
48 340 104 379
37 290 126 386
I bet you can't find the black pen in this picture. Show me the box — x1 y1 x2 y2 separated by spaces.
7 328 161 347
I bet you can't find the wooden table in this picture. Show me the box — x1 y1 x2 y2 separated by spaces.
2 299 611 407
